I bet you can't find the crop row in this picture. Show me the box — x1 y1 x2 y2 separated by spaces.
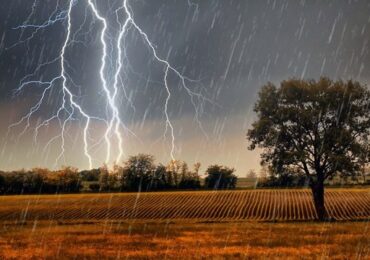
0 190 369 222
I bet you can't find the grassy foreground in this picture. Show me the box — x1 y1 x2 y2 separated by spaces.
0 220 369 259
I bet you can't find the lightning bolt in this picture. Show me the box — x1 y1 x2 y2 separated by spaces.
86 0 210 161
58 0 92 168
116 0 211 160
5 0 211 169
7 0 71 50
6 0 100 169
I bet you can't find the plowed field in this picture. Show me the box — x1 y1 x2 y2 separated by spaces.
0 189 369 222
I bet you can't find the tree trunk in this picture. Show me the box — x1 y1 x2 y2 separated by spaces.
310 181 328 221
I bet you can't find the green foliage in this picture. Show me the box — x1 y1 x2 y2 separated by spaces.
248 78 370 182
120 154 157 191
204 165 237 189
247 78 370 219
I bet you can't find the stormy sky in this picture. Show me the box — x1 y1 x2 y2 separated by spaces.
0 0 369 175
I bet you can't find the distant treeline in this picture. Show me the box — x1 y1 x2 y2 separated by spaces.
255 166 370 188
257 173 309 188
0 154 237 195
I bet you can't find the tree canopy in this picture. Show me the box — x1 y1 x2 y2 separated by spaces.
247 78 370 220
205 165 237 189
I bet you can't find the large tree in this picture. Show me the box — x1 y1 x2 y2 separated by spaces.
247 78 370 220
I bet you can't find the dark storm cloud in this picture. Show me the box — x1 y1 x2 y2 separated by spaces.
1 0 370 113
0 0 369 171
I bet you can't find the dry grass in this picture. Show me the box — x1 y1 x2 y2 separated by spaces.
0 220 369 259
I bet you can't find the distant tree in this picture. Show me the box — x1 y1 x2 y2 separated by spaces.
258 166 308 188
110 163 125 191
204 165 237 189
107 173 120 191
150 164 168 190
112 163 124 177
2 169 30 194
193 162 201 175
0 172 5 194
79 168 100 182
178 163 201 190
25 168 49 193
166 160 201 189
258 165 269 180
166 160 184 187
55 166 81 193
247 78 370 220
121 154 156 191
98 164 110 192
246 169 257 179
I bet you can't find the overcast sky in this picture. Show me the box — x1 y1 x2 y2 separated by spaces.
0 0 369 175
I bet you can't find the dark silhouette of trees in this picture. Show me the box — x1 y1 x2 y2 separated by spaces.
120 155 202 191
79 168 100 181
0 167 82 194
121 154 157 191
98 164 111 192
247 78 370 220
52 167 82 193
150 164 170 190
257 166 308 188
204 165 237 189
0 156 232 194
178 162 201 189
166 160 201 189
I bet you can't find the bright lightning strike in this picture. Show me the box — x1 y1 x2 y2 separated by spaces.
5 0 211 169
6 0 101 169
117 0 211 160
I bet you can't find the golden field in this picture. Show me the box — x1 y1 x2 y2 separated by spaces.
0 189 369 222
0 221 369 259
0 189 369 259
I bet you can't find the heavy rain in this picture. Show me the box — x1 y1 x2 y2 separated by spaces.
0 0 369 259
